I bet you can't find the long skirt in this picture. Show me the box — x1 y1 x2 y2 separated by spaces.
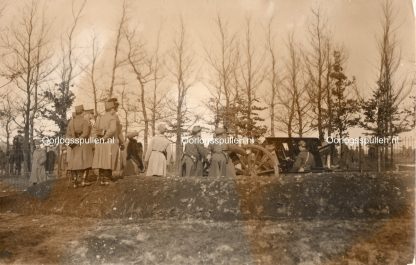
146 151 166 176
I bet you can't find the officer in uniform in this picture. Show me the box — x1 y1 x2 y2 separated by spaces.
81 109 95 185
180 125 208 177
292 140 315 172
66 105 91 187
208 128 236 177
92 101 124 185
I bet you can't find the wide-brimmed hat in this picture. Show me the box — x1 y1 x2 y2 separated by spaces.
298 140 307 147
191 126 202 135
214 127 225 136
157 124 167 134
104 101 116 111
75 105 84 114
126 131 139 139
107 98 119 107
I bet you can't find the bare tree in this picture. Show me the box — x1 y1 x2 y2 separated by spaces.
168 18 195 169
1 0 54 173
360 0 414 169
276 32 311 137
237 17 267 138
264 18 280 136
205 15 239 130
42 0 86 136
124 25 153 153
304 7 330 141
107 0 128 98
149 23 166 136
83 32 102 116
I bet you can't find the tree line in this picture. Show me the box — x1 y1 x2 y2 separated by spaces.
0 0 414 173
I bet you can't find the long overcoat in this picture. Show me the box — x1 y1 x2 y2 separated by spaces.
92 112 124 171
180 137 207 177
66 114 91 170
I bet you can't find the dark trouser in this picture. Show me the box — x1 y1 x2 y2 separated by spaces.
98 169 112 182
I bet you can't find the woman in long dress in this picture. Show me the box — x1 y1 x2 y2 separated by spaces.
144 124 172 177
29 140 47 185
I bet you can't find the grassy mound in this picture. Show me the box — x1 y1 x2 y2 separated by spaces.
0 172 413 220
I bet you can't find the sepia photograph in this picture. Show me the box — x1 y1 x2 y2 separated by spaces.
0 0 415 264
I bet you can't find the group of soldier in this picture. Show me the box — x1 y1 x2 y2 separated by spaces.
63 96 246 188
66 98 124 187
1 95 316 185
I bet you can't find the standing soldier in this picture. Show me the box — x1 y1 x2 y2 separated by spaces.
81 109 95 185
208 128 236 177
180 126 207 177
12 130 24 175
92 101 124 185
144 124 172 177
66 105 91 188
208 128 227 177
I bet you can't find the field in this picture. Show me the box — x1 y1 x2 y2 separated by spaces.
0 172 414 265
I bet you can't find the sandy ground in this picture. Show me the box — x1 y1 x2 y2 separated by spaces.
0 213 413 265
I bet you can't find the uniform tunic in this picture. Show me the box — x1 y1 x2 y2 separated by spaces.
292 150 315 172
145 135 172 176
208 139 237 177
180 137 207 177
81 119 94 169
29 148 47 184
66 114 91 170
208 140 227 177
92 112 124 171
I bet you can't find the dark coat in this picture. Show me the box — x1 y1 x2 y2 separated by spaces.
127 138 144 171
180 137 207 177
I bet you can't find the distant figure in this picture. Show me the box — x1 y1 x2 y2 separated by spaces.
208 128 236 177
292 140 315 172
144 124 172 177
180 126 208 177
124 131 144 175
29 140 47 185
12 130 24 175
0 149 6 175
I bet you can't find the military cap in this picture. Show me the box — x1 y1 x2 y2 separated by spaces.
75 105 84 114
157 123 167 134
191 126 202 135
104 101 116 111
298 140 307 147
126 131 139 139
